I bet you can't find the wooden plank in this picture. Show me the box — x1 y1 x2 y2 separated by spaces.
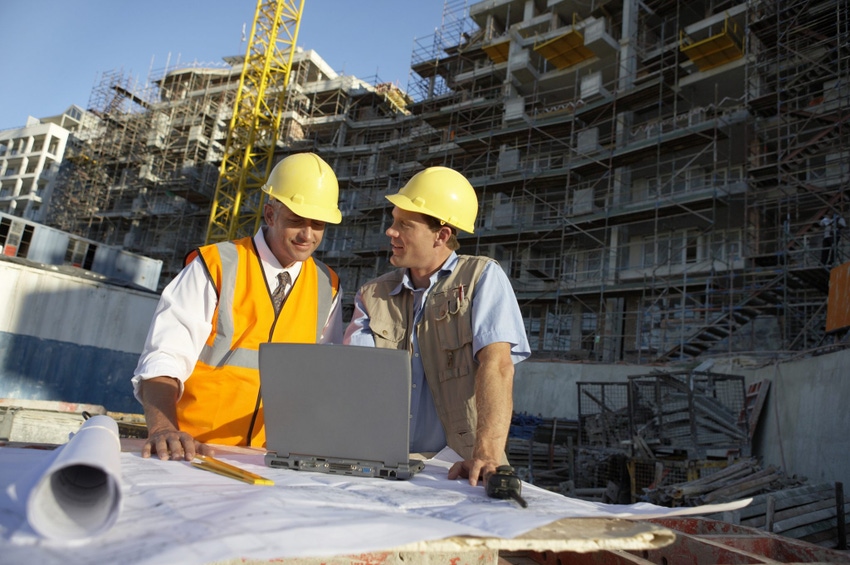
738 483 838 518
743 379 771 439
672 459 760 498
701 467 782 503
800 521 850 547
741 500 848 539
778 512 842 539
772 497 839 526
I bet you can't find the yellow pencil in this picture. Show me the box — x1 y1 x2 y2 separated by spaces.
192 454 274 486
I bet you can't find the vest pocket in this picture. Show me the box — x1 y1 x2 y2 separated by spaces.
431 292 473 382
431 292 472 348
369 317 407 347
446 406 475 459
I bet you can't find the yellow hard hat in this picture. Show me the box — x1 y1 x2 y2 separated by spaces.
386 166 478 233
262 153 342 224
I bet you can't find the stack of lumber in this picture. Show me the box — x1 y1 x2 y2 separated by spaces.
640 457 805 507
703 482 848 549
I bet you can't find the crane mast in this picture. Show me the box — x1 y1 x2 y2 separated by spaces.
205 0 305 244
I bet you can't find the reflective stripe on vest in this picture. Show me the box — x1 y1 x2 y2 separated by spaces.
198 243 334 370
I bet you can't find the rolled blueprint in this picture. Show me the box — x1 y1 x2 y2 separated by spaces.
25 415 122 540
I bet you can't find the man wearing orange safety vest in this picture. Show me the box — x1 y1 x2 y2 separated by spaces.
132 153 343 461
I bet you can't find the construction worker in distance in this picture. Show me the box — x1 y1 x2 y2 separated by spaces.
344 166 531 487
132 152 343 461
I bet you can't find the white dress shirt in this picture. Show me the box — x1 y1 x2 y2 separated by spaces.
131 227 343 401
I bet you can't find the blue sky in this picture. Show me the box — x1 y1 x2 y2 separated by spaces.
0 1 447 129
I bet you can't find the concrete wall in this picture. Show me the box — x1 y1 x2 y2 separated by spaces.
513 350 850 494
512 359 656 419
747 349 850 491
0 260 158 413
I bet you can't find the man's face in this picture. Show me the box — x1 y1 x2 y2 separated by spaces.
385 207 441 269
264 200 326 267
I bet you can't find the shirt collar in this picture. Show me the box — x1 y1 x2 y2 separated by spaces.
390 252 459 296
256 227 302 283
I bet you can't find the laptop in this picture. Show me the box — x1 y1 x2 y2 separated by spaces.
258 343 425 480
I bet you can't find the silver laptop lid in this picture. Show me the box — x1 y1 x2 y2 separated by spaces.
259 343 413 469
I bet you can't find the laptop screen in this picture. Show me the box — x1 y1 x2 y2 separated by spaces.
258 343 419 477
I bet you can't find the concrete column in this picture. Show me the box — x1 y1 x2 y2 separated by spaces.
523 0 536 21
602 297 625 362
618 0 638 92
571 300 584 355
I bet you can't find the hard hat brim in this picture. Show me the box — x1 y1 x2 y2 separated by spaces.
385 193 474 233
283 199 343 224
266 187 342 224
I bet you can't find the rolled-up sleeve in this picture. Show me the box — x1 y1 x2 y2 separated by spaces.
130 258 216 401
343 290 377 347
471 261 531 363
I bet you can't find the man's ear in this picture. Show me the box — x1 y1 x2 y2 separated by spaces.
263 202 275 225
435 226 453 247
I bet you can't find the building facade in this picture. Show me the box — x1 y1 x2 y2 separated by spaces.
322 0 848 363
0 106 97 222
41 0 850 364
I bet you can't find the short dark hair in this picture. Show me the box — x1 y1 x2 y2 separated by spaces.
423 214 460 251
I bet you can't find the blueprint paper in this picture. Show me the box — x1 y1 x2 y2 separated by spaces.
0 444 750 564
21 415 122 541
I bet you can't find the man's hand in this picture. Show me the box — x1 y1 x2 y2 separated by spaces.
447 457 501 487
139 376 215 461
141 428 214 461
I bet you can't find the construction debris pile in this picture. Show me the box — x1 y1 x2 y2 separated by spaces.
580 370 753 460
639 457 805 507
700 480 850 550
507 413 578 490
507 371 849 547
508 371 768 503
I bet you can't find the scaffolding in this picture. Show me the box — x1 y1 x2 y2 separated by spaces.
43 0 850 365
327 0 849 364
278 53 427 308
47 62 239 284
45 48 422 292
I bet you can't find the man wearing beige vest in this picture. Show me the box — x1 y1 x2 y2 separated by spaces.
344 166 531 486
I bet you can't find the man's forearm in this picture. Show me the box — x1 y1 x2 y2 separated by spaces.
473 342 514 461
139 376 182 434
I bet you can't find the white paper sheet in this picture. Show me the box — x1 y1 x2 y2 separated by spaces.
0 444 750 564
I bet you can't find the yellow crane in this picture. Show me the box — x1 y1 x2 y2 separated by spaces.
205 0 305 244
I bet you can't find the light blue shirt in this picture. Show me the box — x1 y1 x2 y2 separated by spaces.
344 252 531 454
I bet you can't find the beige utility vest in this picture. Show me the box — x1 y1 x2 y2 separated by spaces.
359 255 492 460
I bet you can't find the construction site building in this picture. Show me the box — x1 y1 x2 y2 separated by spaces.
0 105 97 223
292 0 850 364
44 49 415 287
43 64 239 283
40 0 849 365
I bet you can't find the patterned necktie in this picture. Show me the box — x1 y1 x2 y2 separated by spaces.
272 271 291 314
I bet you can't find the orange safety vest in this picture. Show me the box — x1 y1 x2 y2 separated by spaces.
177 236 339 447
